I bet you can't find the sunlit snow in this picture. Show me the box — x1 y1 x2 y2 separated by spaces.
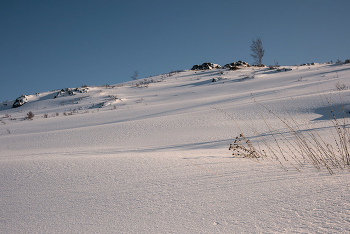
1 63 350 233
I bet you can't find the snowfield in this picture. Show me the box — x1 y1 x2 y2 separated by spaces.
1 63 350 233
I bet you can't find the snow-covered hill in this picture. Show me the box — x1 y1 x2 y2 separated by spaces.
1 63 350 233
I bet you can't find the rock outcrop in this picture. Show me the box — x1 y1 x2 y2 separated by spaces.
191 63 222 70
12 95 28 108
54 87 89 99
223 61 250 70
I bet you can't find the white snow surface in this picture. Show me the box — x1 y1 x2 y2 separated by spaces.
1 64 350 233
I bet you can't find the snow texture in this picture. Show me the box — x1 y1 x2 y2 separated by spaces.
1 63 350 233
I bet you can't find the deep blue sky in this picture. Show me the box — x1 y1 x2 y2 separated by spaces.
1 0 349 102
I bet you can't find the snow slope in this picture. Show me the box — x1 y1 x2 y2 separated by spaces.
1 63 350 233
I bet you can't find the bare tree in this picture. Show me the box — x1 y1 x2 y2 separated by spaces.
131 70 139 80
250 37 265 67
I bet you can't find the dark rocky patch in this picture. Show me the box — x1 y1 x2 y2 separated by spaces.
191 63 221 70
54 87 89 99
223 61 251 70
12 95 28 108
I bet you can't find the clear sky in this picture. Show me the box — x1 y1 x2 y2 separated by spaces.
1 0 349 102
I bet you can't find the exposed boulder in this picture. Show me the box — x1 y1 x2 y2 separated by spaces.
12 95 28 108
191 61 252 71
54 87 89 99
236 61 250 67
224 63 231 68
300 63 315 66
191 63 221 70
223 61 251 70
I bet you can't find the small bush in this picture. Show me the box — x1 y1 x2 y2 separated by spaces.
335 82 348 91
336 59 343 65
229 133 259 158
108 95 118 100
26 111 34 120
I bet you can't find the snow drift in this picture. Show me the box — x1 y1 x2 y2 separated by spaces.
1 63 350 233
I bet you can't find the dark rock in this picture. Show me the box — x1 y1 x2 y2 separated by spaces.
191 63 221 70
54 87 88 99
223 63 233 69
224 61 251 70
13 95 28 108
191 65 200 70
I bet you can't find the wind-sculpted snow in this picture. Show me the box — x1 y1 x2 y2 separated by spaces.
1 63 350 233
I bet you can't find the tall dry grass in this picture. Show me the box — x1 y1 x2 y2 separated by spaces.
215 90 350 174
